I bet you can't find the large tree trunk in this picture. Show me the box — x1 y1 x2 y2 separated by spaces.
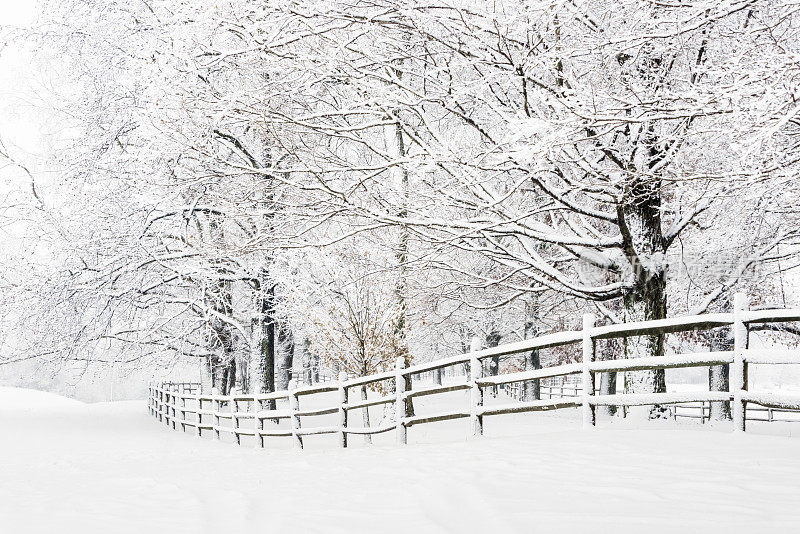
620 176 668 418
486 330 501 397
199 356 213 394
248 272 276 408
432 367 443 385
459 325 472 377
224 358 236 394
203 216 239 396
276 324 294 391
598 338 620 417
209 324 236 394
615 22 674 420
312 350 320 384
236 352 248 393
209 357 224 393
301 338 312 386
387 117 414 417
708 329 732 421
209 355 235 395
599 371 618 416
522 320 541 402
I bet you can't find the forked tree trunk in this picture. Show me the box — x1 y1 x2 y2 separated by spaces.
209 311 237 395
613 21 676 420
210 355 235 395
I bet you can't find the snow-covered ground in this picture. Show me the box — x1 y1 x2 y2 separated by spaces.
2 386 800 533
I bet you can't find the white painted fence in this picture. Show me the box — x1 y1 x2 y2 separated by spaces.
148 293 800 448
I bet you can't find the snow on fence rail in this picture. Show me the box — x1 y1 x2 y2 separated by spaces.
148 293 800 449
498 385 800 424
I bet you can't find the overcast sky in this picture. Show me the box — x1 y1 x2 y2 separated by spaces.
1 0 51 226
1 0 40 152
0 0 34 25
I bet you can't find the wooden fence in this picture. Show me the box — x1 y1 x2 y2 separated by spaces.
148 293 800 448
500 384 800 424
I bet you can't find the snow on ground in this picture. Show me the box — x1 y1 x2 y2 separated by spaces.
2 386 800 533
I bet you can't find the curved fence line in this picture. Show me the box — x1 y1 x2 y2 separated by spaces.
148 293 800 448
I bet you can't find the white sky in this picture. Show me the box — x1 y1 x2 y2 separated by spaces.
0 1 35 25
1 1 45 198
1 0 39 144
0 1 48 257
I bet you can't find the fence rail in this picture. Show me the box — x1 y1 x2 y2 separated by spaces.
148 293 800 449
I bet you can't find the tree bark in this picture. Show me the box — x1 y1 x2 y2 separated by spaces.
276 323 294 391
460 325 471 377
199 356 213 394
598 338 620 416
522 319 541 401
433 367 443 385
248 271 276 408
360 385 372 445
312 351 320 383
486 330 501 397
708 329 732 421
301 338 312 386
619 169 668 418
599 371 617 416
387 117 414 417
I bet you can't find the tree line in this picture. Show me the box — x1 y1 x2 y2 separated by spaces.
1 0 798 415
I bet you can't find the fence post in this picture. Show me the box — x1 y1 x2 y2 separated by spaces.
254 396 263 448
165 390 171 427
171 391 177 430
180 394 186 432
338 372 348 448
232 398 240 445
582 313 596 428
733 292 749 432
395 357 407 445
196 395 203 438
213 390 221 440
289 388 303 449
469 337 483 438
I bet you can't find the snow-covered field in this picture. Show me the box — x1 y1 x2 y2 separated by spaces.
2 386 800 533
